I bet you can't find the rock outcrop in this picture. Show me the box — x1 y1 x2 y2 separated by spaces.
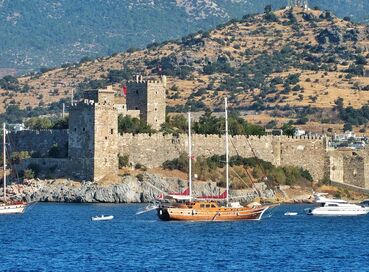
4 173 275 203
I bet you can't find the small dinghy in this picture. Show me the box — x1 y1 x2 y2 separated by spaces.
284 212 298 216
91 215 114 221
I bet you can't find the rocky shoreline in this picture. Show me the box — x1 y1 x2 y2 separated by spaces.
4 173 312 204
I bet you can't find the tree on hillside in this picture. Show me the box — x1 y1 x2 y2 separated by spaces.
282 123 296 136
118 115 155 134
264 5 272 14
343 123 352 132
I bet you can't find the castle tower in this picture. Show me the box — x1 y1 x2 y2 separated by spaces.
68 86 118 181
125 75 166 130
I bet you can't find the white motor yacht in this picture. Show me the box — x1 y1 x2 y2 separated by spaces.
307 202 369 216
308 193 369 216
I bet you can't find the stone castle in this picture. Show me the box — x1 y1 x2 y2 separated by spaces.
7 76 369 190
67 76 166 180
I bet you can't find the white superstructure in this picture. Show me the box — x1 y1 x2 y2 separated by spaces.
308 202 368 216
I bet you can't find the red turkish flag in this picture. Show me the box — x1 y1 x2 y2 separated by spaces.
123 85 127 96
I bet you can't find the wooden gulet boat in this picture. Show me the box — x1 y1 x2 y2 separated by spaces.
157 98 270 221
0 123 27 215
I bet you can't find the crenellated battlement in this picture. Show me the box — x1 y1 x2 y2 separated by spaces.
70 99 117 110
127 80 163 85
127 75 167 87
118 132 326 143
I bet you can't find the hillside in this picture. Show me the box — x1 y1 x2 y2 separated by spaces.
0 0 369 71
1 6 369 132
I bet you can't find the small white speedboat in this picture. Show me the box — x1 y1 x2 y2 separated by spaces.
284 212 298 216
91 215 114 221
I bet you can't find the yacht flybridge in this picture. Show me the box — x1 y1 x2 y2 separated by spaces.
156 98 272 221
307 193 369 216
0 123 27 215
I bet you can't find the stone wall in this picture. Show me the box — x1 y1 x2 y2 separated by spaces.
8 130 68 157
329 148 369 189
119 133 328 180
15 158 71 179
10 128 369 189
343 155 366 188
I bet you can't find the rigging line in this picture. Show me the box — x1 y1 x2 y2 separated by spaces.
245 137 268 179
142 179 167 195
229 138 256 185
229 167 251 189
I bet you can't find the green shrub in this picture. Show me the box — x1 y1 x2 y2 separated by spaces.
27 163 40 177
118 115 155 134
23 169 35 179
11 151 30 164
162 153 188 172
136 174 144 182
48 144 65 158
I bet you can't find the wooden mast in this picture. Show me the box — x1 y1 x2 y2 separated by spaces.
188 111 192 202
225 98 229 207
3 123 6 203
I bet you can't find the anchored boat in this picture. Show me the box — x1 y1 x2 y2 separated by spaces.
307 193 369 216
157 98 271 221
307 202 368 216
91 215 114 221
158 201 269 221
0 123 27 215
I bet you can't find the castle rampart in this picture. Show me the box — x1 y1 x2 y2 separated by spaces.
8 129 68 157
10 128 369 189
118 133 328 181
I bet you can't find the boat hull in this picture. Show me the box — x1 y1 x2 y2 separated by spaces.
0 203 27 214
308 210 368 216
91 216 114 221
307 207 368 216
157 206 269 221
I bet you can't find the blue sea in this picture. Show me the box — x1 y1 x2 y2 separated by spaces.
1 203 369 272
